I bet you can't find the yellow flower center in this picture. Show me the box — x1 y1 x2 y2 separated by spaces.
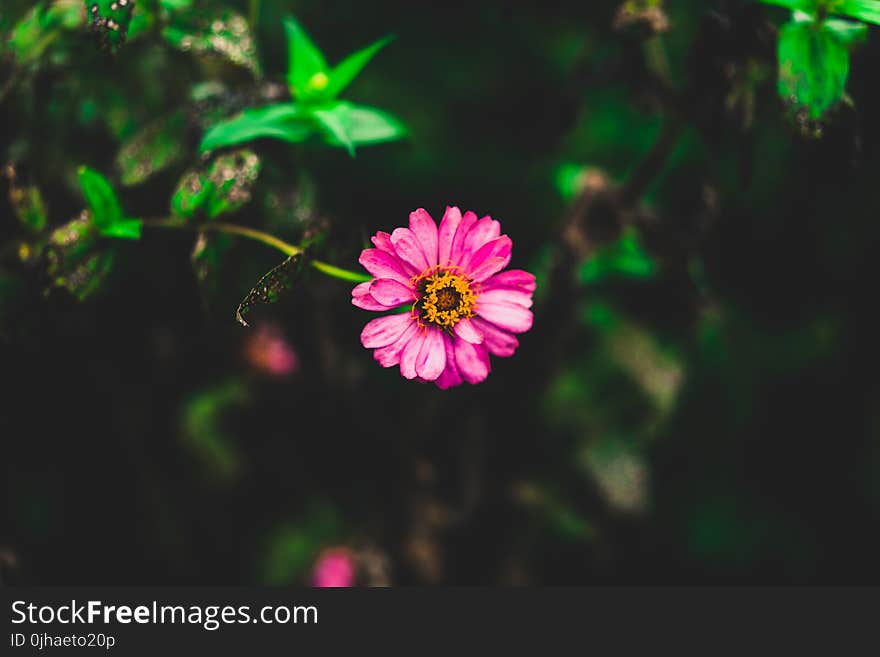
415 269 476 329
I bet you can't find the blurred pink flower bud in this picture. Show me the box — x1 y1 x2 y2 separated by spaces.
244 324 298 377
311 548 356 588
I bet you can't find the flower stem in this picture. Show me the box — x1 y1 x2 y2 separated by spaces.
143 218 368 283
209 222 302 257
311 260 371 283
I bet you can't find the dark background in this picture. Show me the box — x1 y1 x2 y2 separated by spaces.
2 0 879 584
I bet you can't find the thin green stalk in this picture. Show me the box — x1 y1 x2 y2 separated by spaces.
311 259 371 283
209 222 302 257
142 217 367 283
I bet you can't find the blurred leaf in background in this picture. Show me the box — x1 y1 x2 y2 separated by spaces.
181 378 250 482
260 502 343 585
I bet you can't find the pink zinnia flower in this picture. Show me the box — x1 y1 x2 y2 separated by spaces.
311 548 357 587
352 206 535 388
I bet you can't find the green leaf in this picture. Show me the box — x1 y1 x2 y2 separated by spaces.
758 0 819 12
85 0 135 51
170 150 261 221
171 170 213 220
181 379 249 482
100 217 142 239
579 228 657 284
835 0 880 26
4 166 48 232
44 211 116 301
159 0 193 12
312 105 356 156
778 17 856 119
284 16 328 100
312 102 408 154
324 36 393 100
236 254 306 327
8 2 83 65
823 17 869 44
78 166 123 228
200 104 314 152
77 167 142 239
204 150 261 219
345 104 408 145
115 112 187 187
163 11 261 76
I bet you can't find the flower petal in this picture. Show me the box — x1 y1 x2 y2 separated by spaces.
416 327 446 381
373 320 419 367
371 231 395 254
359 248 413 285
471 317 519 357
459 216 501 269
435 333 463 389
448 210 479 267
352 282 392 311
391 227 430 273
453 317 483 344
467 236 512 282
476 302 534 334
409 208 438 267
437 206 463 267
454 339 491 385
480 269 537 293
370 278 415 306
360 313 414 349
477 287 533 308
399 329 426 379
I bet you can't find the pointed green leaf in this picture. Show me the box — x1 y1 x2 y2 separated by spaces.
344 104 408 145
200 104 314 152
115 112 187 187
758 1 819 12
823 17 869 44
778 17 853 119
312 102 407 153
835 0 880 26
99 217 142 239
312 104 356 156
284 16 328 100
78 166 123 229
78 167 141 239
236 254 306 327
324 36 393 100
